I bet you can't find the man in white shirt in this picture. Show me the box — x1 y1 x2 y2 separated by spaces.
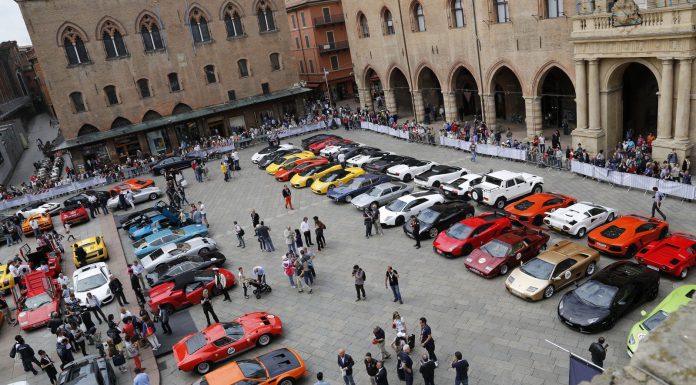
30 218 41 237
85 292 107 324
300 217 313 246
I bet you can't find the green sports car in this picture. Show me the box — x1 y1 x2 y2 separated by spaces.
626 284 696 356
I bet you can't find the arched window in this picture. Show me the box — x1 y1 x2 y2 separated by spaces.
270 53 280 71
451 0 465 28
257 2 276 32
190 8 211 43
137 79 151 98
69 92 86 112
414 3 426 32
383 9 395 35
204 64 217 83
140 14 165 51
358 13 369 38
103 85 119 105
238 59 249 77
168 73 181 91
62 27 90 65
101 21 128 59
223 5 244 37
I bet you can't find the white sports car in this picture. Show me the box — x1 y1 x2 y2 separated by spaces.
543 201 618 238
414 165 469 189
440 174 484 200
379 191 445 226
347 151 393 167
107 187 162 209
140 236 218 272
386 159 437 182
72 262 113 305
16 202 61 218
251 144 296 164
319 143 362 158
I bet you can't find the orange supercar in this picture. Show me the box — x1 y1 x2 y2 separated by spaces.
193 348 307 385
109 179 155 195
587 214 669 258
504 192 576 226
22 213 54 236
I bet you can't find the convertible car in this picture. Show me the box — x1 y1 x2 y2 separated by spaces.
588 214 668 257
147 268 236 314
173 312 283 374
326 174 391 203
464 228 550 278
634 232 696 279
505 192 577 226
432 213 512 257
193 348 307 385
134 224 209 258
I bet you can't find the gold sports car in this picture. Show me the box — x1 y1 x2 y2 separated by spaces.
21 213 54 235
72 236 109 267
505 240 600 301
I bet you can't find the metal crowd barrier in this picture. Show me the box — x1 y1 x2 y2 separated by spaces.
0 176 109 211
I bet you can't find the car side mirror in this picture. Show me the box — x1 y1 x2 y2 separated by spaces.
640 310 647 317
552 276 562 282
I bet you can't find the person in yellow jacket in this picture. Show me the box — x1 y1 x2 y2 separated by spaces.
221 162 229 182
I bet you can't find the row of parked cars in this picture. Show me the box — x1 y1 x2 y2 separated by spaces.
252 133 696 356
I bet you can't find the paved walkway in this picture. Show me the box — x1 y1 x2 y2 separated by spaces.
8 113 60 186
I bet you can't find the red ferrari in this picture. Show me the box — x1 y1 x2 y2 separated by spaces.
635 232 696 279
308 138 352 154
275 158 329 182
60 203 90 225
464 228 550 277
15 271 61 331
173 312 283 374
148 268 236 314
433 213 512 257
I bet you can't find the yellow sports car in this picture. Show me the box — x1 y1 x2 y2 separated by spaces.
310 167 366 195
72 236 108 267
0 264 14 292
290 163 342 188
266 151 315 175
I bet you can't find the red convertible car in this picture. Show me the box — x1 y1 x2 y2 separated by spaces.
14 271 61 331
464 228 550 277
173 312 283 374
635 232 696 279
433 213 512 257
148 268 236 314
60 203 90 226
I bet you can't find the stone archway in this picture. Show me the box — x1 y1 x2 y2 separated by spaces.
490 66 524 124
417 66 444 123
388 67 414 118
537 67 576 129
451 66 481 122
78 124 99 136
364 67 383 111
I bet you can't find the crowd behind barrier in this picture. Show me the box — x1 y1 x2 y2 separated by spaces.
0 176 109 211
571 160 696 200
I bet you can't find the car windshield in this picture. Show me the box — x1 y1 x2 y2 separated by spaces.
76 274 107 292
417 209 440 224
237 359 267 379
222 322 245 340
22 293 52 311
346 179 364 188
482 176 503 186
520 258 555 280
386 199 407 212
642 310 669 331
573 280 618 308
259 147 277 154
446 223 474 240
600 225 626 239
480 240 512 258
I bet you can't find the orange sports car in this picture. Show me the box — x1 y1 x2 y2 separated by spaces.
274 158 329 181
588 214 668 257
109 179 155 195
22 213 54 235
505 192 576 226
194 348 307 385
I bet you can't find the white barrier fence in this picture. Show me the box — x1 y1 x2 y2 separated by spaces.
0 176 109 211
571 160 696 200
278 119 340 139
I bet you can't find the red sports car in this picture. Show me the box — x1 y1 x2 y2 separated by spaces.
148 268 236 314
173 312 283 374
308 138 352 154
109 179 155 195
60 203 90 225
15 271 61 331
433 213 512 257
464 228 550 277
588 214 669 257
635 232 696 279
504 192 576 226
275 158 329 182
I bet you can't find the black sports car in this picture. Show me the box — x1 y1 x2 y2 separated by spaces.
145 251 226 286
151 155 203 176
558 261 660 333
363 155 413 174
301 134 341 149
63 190 111 208
258 148 303 169
403 201 475 239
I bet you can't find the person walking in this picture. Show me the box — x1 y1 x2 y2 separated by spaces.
352 264 366 301
470 142 477 162
451 351 469 385
159 306 172 335
399 345 414 385
38 350 58 385
373 325 391 360
238 267 250 299
85 292 107 324
409 216 421 249
385 266 403 304
363 209 373 238
256 222 275 252
11 335 40 375
391 312 407 353
109 275 129 306
251 209 260 228
419 354 436 385
221 162 229 182
364 353 378 385
375 360 388 385
282 185 294 210
282 255 296 288
234 221 246 248
651 187 667 220
284 226 297 255
589 337 608 368
201 289 219 326
214 268 231 301
314 216 326 250
301 217 313 246
129 267 146 305
337 349 356 385
371 203 383 236
419 317 437 365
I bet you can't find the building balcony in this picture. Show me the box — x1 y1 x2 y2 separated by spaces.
318 40 349 54
313 14 344 27
300 67 354 84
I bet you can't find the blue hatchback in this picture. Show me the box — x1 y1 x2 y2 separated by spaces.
326 174 391 203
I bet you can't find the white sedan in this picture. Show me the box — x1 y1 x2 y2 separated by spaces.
543 201 618 238
414 165 469 189
347 151 393 167
386 159 437 182
16 202 61 218
107 187 162 209
140 236 218 272
440 174 484 200
72 262 113 305
251 144 296 164
379 191 445 226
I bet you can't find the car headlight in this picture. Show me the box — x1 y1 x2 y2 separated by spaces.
628 334 635 345
526 286 538 293
484 266 492 271
507 276 515 284
465 258 473 263
587 317 600 324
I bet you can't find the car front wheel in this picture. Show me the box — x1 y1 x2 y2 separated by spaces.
149 193 158 200
395 216 405 226
576 227 587 238
499 264 509 275
279 378 295 385
345 195 352 203
543 285 555 299
532 184 543 194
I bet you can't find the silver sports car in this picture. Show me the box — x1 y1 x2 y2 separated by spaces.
351 182 414 210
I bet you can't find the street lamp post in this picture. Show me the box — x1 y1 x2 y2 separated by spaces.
324 68 333 107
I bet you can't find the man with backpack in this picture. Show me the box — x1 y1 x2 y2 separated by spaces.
352 265 366 301
234 221 245 248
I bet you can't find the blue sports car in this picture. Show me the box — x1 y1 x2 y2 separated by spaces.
128 214 174 241
133 224 209 258
326 174 391 203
